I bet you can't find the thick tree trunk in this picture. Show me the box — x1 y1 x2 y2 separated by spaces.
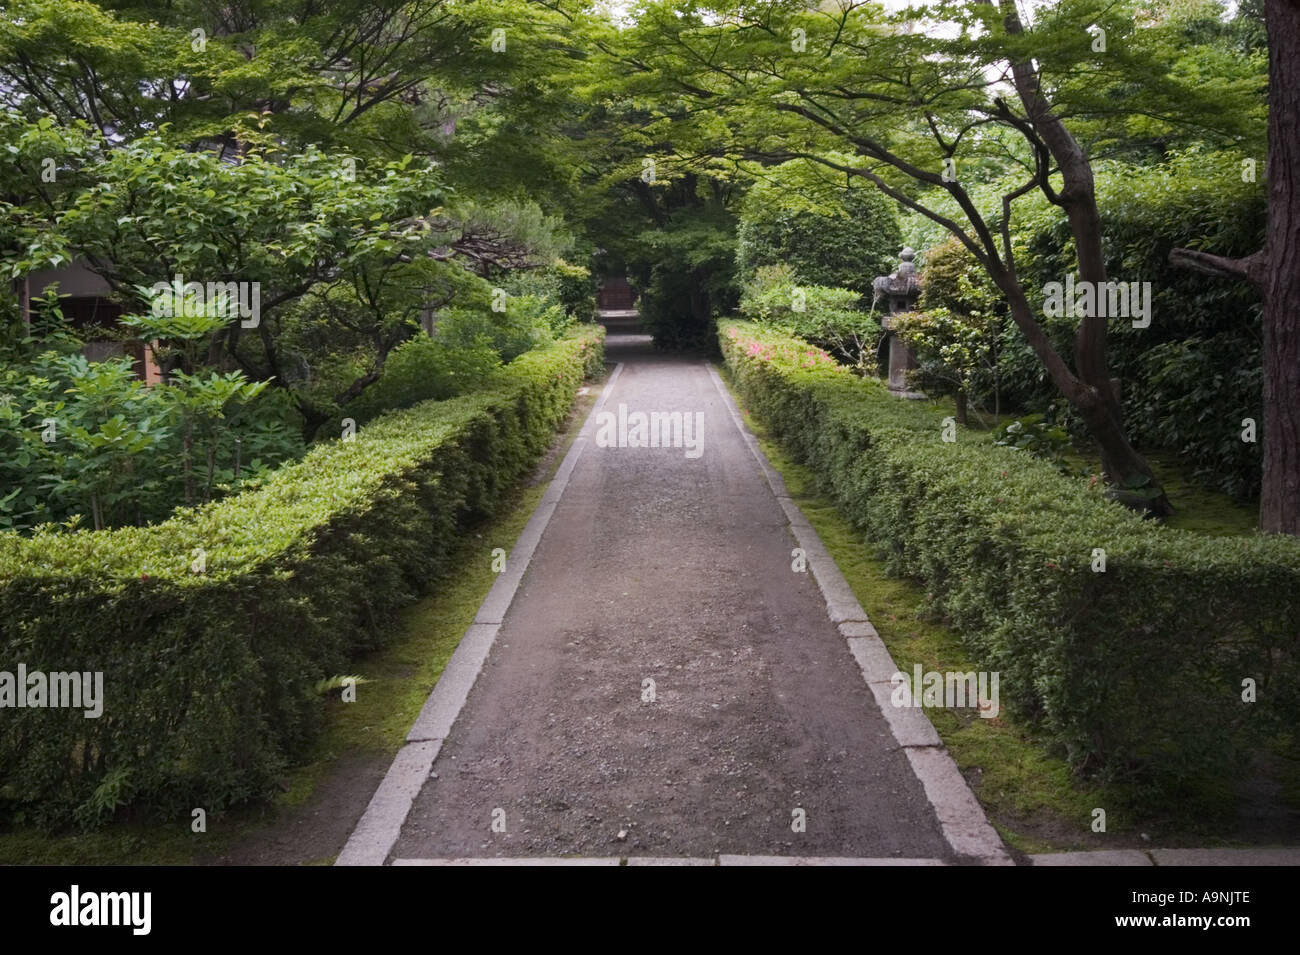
298 404 329 445
1260 0 1300 533
1170 0 1300 533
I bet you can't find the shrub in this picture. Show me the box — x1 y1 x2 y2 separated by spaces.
991 414 1072 471
720 320 1300 794
552 259 598 324
904 150 1266 497
0 327 604 829
347 336 502 423
434 293 566 363
500 258 598 324
891 307 1001 424
897 236 1006 420
736 156 902 294
739 264 879 371
0 349 302 533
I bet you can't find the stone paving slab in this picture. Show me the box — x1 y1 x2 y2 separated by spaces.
1149 847 1300 866
1031 850 1153 866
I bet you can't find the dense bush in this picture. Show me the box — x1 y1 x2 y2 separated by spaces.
0 327 604 829
500 258 598 325
735 156 902 294
891 306 1001 424
550 259 599 324
346 336 503 423
435 291 570 363
895 236 1006 421
905 150 1266 497
720 320 1300 793
0 302 303 533
739 264 880 371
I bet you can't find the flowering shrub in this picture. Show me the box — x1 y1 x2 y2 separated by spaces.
738 264 879 371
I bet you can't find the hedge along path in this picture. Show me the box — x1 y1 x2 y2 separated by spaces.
717 321 1300 792
346 320 1003 865
0 328 605 829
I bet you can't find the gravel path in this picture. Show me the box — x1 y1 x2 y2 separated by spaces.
390 320 953 861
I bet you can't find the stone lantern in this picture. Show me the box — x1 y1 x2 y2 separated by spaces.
872 248 924 397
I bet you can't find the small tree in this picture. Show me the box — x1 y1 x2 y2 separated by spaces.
892 309 998 427
122 302 270 506
892 237 1005 425
603 0 1261 514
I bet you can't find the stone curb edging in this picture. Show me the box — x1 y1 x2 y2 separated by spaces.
705 363 1012 867
390 855 948 866
391 846 1300 866
335 363 625 867
1031 847 1300 866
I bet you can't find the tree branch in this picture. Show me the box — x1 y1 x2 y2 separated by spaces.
1167 247 1267 289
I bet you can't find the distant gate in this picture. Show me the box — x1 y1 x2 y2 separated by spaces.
596 275 635 310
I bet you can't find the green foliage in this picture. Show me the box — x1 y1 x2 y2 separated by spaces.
0 112 569 443
435 294 566 364
916 237 1003 319
739 264 879 371
892 308 1001 417
0 345 301 533
552 259 598 324
634 200 739 352
720 320 1300 793
347 336 502 423
896 237 1006 417
0 327 604 829
906 151 1266 496
992 415 1073 471
500 258 597 324
736 157 902 294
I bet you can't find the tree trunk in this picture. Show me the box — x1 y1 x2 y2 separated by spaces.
297 400 330 445
1169 0 1300 533
993 0 1170 515
1260 0 1300 533
997 273 1172 515
955 389 969 427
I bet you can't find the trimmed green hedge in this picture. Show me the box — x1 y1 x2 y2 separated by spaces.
720 321 1300 790
0 328 604 828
